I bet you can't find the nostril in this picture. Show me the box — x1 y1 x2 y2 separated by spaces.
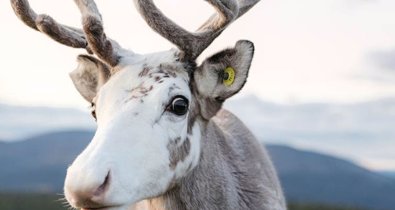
65 169 112 208
93 171 110 197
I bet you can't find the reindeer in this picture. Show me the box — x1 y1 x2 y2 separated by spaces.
11 0 286 209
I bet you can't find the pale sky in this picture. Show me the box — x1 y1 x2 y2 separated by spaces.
1 0 395 108
0 0 395 171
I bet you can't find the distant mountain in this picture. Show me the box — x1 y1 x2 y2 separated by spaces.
224 96 395 172
0 103 95 141
1 131 394 210
0 130 93 192
268 145 395 210
379 171 395 179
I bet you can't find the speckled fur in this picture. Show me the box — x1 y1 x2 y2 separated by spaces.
141 110 286 210
130 41 286 210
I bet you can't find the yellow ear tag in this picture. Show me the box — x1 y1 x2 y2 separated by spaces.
223 67 235 86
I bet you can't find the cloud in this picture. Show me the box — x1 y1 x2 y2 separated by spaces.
352 49 395 84
370 49 395 71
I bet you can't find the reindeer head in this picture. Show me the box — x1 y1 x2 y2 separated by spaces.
11 0 259 209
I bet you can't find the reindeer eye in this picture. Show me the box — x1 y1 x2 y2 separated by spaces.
168 96 189 116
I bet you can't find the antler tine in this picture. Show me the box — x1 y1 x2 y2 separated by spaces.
74 0 121 67
10 0 90 52
194 0 260 55
197 0 261 32
134 0 260 61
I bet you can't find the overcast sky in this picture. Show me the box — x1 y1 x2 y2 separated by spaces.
1 0 395 108
1 0 395 171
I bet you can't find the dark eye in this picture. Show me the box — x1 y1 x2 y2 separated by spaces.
168 96 189 116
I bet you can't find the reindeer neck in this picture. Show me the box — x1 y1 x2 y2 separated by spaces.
144 119 238 210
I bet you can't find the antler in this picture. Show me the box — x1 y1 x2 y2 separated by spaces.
11 0 89 50
10 0 121 67
134 0 260 60
74 0 120 67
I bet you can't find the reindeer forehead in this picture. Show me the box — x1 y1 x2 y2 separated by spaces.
98 56 191 106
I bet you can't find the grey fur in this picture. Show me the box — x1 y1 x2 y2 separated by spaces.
143 41 287 209
69 55 110 102
139 65 152 77
146 110 286 210
143 40 287 209
167 138 191 170
125 82 154 102
193 40 254 120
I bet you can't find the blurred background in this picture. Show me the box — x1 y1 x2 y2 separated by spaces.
1 0 395 209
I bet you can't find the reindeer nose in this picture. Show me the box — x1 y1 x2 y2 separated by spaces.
65 170 111 208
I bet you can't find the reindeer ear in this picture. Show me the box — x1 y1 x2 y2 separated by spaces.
193 40 254 119
69 55 111 102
